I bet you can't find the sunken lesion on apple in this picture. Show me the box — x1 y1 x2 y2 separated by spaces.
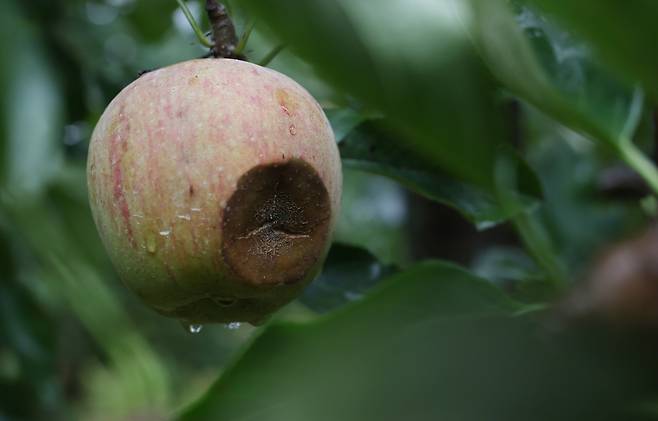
221 159 332 286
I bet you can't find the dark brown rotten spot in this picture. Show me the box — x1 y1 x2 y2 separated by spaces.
222 159 331 286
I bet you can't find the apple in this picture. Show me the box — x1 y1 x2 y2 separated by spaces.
87 58 342 326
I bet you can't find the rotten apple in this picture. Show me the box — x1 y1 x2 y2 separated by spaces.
87 58 342 325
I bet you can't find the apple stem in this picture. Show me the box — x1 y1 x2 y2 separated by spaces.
205 0 245 60
175 0 249 60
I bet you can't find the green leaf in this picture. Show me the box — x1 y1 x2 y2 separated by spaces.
523 110 646 276
0 229 63 419
180 261 658 421
0 183 172 419
333 169 410 264
180 261 519 421
522 0 658 102
242 0 506 189
325 107 368 143
340 122 542 228
471 0 641 149
301 243 397 313
472 246 541 285
471 0 658 194
0 2 63 195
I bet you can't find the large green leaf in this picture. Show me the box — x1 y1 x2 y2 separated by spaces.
471 0 642 149
471 0 658 194
242 0 506 189
523 108 646 277
0 1 64 195
0 228 64 420
340 122 542 228
180 261 658 421
523 0 658 102
0 172 172 419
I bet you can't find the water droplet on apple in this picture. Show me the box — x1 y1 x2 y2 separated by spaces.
146 234 157 253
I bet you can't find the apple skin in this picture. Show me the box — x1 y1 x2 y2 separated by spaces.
87 59 341 325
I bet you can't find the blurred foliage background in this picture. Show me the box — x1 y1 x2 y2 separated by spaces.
3 0 658 420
